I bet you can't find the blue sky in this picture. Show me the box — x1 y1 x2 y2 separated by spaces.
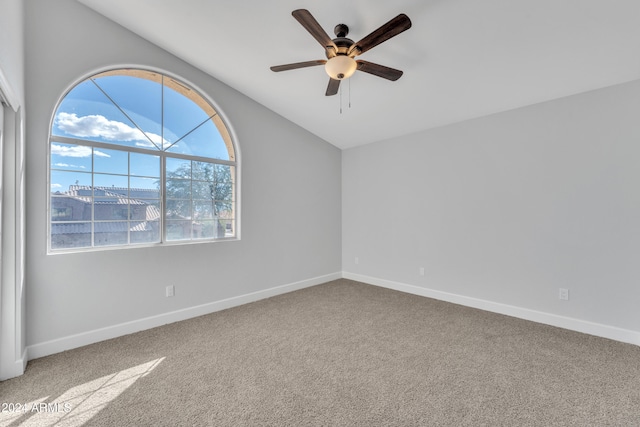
50 73 230 192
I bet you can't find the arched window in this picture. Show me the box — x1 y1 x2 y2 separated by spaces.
49 69 237 251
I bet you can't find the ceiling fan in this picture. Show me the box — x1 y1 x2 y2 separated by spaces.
270 9 412 96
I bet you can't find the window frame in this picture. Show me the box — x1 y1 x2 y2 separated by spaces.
47 67 240 254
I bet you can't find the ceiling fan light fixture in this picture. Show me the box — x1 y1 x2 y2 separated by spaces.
324 55 357 80
271 9 411 95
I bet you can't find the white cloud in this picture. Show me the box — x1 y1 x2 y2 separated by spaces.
136 133 165 149
55 112 164 147
51 183 62 189
54 162 86 169
135 140 158 148
51 144 91 158
51 144 110 158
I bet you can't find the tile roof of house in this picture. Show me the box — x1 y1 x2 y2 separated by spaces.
61 185 160 204
51 221 158 234
55 185 161 216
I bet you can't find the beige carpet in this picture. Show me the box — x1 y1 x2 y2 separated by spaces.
2 279 640 426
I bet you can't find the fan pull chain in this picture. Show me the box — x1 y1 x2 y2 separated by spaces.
338 80 353 115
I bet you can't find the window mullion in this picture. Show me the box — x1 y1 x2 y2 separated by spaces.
91 146 95 248
161 74 166 243
161 155 167 243
127 152 131 245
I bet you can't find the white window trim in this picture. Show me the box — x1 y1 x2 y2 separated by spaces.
47 67 241 254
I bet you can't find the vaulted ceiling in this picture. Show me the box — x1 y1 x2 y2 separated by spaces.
77 0 640 149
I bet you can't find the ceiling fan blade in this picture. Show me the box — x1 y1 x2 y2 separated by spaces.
326 78 340 96
356 60 403 81
270 60 326 72
292 9 338 57
348 14 412 56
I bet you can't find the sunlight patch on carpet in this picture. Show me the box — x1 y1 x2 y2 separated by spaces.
3 358 164 427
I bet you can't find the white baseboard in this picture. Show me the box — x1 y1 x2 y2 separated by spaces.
27 272 342 360
343 272 640 347
0 348 28 380
26 271 638 362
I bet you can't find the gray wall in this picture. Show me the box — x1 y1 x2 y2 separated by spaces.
343 80 640 337
25 0 341 352
0 0 24 103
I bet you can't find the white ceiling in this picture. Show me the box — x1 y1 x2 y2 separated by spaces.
77 0 640 150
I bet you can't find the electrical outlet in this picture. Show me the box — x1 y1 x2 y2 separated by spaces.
355 257 359 265
559 288 569 301
419 267 425 276
166 285 175 297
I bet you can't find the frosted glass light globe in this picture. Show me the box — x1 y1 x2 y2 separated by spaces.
324 56 357 80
